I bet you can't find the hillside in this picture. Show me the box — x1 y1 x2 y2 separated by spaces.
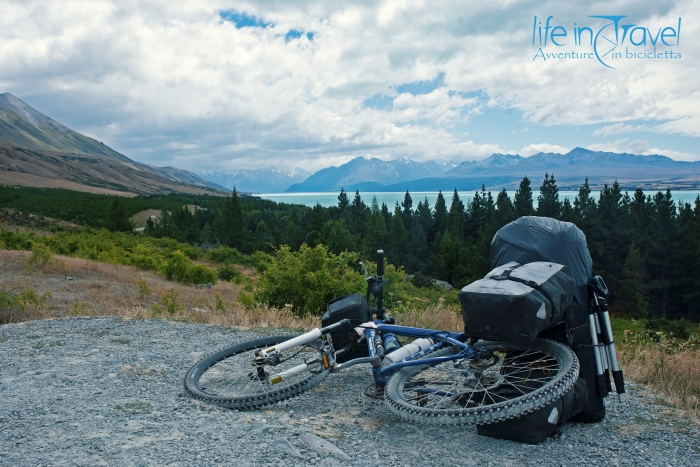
0 93 227 195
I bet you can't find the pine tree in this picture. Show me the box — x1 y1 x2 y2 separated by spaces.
467 185 494 235
337 188 349 212
615 246 649 318
514 176 534 218
448 189 464 235
349 190 366 234
389 204 409 266
561 198 574 222
307 203 325 246
433 191 448 234
537 173 561 219
401 190 413 229
381 202 392 231
369 196 387 251
214 188 246 250
104 197 134 232
494 188 515 228
573 177 596 221
415 197 433 239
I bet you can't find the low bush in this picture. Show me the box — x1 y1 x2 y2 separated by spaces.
255 245 365 316
217 263 241 281
0 229 215 285
163 250 217 285
207 246 244 264
27 242 53 269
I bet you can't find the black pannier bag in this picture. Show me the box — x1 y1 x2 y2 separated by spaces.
459 261 575 343
477 376 589 444
490 216 605 423
321 293 370 363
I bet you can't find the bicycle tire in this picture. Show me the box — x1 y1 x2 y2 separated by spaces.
184 334 328 409
384 339 578 425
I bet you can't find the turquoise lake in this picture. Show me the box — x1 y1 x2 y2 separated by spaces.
257 191 700 208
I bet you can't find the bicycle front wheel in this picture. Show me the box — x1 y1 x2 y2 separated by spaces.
184 334 328 409
384 339 578 425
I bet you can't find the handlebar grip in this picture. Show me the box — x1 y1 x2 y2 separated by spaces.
377 249 384 277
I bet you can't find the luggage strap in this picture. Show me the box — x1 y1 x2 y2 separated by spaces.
490 266 556 314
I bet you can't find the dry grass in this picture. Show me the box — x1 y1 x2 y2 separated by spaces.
0 249 463 335
618 336 700 416
0 250 315 331
130 209 161 228
391 302 463 332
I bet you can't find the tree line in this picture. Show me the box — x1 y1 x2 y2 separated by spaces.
143 175 700 322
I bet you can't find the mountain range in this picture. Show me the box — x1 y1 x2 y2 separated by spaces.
198 168 310 193
286 157 452 192
284 150 700 193
0 93 226 196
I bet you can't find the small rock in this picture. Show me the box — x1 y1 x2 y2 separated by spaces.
275 438 302 458
300 433 350 460
432 279 453 291
260 425 285 434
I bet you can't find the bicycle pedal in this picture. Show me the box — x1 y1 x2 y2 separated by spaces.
363 384 385 400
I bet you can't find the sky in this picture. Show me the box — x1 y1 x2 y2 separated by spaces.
0 0 698 173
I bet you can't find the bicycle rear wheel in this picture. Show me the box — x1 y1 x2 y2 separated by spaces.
184 334 328 409
384 339 578 425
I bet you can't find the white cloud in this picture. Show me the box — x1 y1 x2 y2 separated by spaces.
0 0 697 172
586 139 628 153
643 148 700 161
626 139 650 154
520 143 570 157
592 123 648 137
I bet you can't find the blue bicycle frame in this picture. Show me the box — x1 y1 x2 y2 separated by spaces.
335 249 487 388
363 323 479 387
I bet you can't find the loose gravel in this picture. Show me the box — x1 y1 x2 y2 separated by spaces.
1 317 699 467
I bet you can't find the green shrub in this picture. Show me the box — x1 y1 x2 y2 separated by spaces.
0 291 18 309
217 264 241 281
188 264 218 285
255 245 365 316
215 293 226 311
207 246 243 264
237 290 255 309
135 276 152 301
18 288 51 313
410 272 433 289
644 317 691 340
27 242 52 268
161 289 185 315
246 251 274 273
162 250 217 285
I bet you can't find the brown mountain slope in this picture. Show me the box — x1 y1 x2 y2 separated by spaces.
0 93 227 195
0 142 225 195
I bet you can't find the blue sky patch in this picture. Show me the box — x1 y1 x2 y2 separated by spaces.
285 30 314 42
220 11 272 28
395 72 445 95
363 94 394 110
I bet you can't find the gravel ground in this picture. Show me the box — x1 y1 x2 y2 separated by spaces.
1 317 699 467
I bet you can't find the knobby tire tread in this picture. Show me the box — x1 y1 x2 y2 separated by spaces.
384 339 579 426
184 334 328 409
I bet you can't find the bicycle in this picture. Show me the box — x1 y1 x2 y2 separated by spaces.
184 250 579 426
